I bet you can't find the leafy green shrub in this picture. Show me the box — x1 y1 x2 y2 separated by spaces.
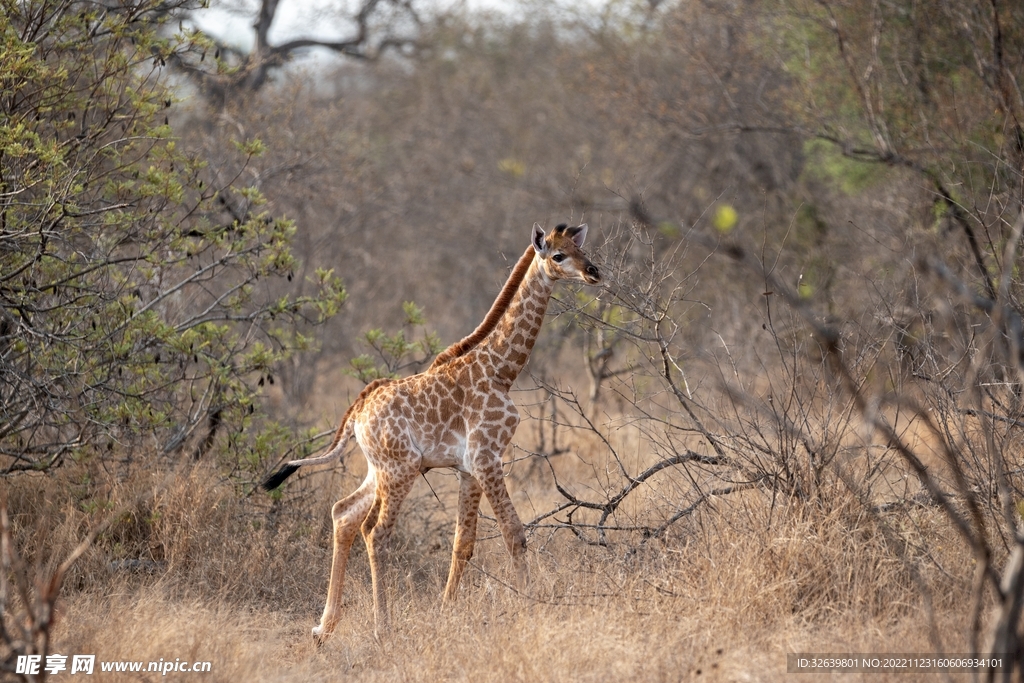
0 0 345 478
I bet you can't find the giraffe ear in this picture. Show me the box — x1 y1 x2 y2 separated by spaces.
531 223 547 253
569 223 588 248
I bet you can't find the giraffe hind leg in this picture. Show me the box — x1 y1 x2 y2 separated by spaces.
361 467 418 639
313 473 375 644
442 471 483 605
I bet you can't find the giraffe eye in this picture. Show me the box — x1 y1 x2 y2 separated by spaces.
552 253 565 263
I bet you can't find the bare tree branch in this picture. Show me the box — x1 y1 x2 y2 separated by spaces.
171 0 421 95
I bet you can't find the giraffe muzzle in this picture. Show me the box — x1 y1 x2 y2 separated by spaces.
584 263 601 284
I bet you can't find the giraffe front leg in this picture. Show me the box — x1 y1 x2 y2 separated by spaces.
476 458 529 592
443 471 483 605
313 474 375 645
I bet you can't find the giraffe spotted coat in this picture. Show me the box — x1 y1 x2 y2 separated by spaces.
263 223 600 641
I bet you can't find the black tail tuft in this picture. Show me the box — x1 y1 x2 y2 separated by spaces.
261 464 299 491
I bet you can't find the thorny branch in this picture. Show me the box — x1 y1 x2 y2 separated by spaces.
631 198 1024 677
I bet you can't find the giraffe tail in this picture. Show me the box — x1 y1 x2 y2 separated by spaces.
260 411 357 491
260 463 301 491
260 378 391 491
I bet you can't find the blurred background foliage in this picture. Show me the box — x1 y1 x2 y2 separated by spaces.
4 0 1024 669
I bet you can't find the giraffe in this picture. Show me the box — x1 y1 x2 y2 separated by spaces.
262 222 600 641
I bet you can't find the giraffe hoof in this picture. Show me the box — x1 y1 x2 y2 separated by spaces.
312 624 329 647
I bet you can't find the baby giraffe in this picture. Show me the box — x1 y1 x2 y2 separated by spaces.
263 223 601 641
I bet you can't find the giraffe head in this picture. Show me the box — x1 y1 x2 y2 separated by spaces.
531 223 601 285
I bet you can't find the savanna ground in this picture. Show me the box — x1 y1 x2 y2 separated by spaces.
4 0 1024 680
9 441 980 682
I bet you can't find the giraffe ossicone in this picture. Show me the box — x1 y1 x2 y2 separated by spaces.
262 222 600 641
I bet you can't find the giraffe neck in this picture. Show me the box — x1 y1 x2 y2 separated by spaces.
482 257 554 388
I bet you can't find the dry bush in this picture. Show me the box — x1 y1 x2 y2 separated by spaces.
1 463 330 611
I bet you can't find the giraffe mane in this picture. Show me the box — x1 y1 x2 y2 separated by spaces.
428 243 536 371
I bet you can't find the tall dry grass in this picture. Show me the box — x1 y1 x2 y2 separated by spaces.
3 449 979 682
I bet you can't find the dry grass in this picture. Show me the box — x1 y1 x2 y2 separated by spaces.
3 448 983 683
51 540 971 683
